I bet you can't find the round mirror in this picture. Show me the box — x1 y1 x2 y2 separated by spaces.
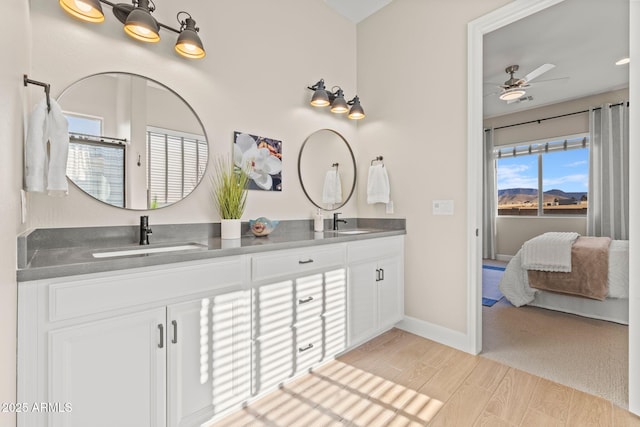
298 129 356 210
58 72 208 209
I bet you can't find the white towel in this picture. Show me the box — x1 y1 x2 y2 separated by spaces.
322 169 342 204
25 99 69 196
367 164 390 204
521 232 580 272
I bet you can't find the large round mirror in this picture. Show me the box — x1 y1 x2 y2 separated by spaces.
58 72 208 209
298 129 356 210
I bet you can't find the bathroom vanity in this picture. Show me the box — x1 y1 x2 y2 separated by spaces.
17 222 404 426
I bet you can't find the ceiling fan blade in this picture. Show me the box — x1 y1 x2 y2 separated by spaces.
529 76 569 85
523 63 555 83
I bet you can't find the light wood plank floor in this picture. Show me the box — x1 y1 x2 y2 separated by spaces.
211 328 640 426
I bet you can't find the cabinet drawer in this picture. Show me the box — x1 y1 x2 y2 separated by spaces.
295 274 323 323
251 245 345 282
295 318 323 373
347 236 404 264
49 257 245 322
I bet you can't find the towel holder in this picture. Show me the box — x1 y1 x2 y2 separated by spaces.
24 75 51 112
371 155 384 166
332 162 339 168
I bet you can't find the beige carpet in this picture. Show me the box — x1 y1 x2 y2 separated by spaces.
482 298 629 409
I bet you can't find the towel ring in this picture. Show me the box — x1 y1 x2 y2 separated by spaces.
371 155 384 166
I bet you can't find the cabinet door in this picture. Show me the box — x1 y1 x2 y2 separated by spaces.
347 260 378 346
49 308 166 427
377 256 404 331
167 290 250 427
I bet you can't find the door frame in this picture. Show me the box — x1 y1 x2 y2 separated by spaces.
465 0 639 414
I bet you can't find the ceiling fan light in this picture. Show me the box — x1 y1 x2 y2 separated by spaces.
59 0 104 23
499 88 526 101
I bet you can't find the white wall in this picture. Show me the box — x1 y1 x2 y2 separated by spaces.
356 0 511 334
26 0 360 228
0 2 30 425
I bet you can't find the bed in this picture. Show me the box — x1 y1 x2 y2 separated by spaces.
498 232 629 324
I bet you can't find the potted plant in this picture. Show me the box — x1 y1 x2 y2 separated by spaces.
211 156 250 239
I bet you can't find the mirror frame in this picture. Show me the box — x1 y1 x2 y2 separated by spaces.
297 128 357 211
58 71 209 210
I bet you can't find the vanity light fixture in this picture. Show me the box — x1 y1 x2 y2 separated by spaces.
307 79 365 120
58 0 206 59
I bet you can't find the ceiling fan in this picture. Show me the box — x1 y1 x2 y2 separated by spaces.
488 63 558 102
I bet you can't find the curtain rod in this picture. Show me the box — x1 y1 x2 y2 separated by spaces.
485 101 629 132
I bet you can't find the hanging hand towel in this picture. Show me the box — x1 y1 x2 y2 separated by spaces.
367 164 390 204
25 99 48 192
322 169 342 204
24 99 69 196
46 99 70 196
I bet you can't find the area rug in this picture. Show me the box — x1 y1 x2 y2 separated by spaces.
482 264 505 306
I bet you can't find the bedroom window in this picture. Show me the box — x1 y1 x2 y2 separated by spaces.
495 134 588 216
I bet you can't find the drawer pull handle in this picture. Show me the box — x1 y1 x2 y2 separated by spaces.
158 324 164 349
298 296 314 305
298 259 314 264
171 320 178 344
298 343 314 353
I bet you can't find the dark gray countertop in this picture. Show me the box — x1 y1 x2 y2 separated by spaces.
17 218 405 282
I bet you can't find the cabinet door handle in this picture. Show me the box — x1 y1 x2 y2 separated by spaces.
171 320 178 344
298 343 314 353
298 296 314 305
158 324 164 349
380 268 385 281
375 268 381 282
298 259 314 264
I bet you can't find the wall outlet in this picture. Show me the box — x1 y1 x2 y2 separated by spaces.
386 201 394 214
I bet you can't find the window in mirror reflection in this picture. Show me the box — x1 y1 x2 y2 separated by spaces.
65 113 125 207
147 127 207 209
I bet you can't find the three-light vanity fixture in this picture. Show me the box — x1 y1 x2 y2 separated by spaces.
58 0 206 59
307 79 365 120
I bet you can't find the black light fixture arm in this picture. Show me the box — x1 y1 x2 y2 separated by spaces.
98 0 181 33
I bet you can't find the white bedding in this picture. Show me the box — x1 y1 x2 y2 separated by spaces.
499 239 629 308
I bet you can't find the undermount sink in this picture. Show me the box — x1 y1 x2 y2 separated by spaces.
332 229 373 235
92 243 206 258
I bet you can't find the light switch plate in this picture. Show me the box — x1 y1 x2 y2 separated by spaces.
432 200 454 215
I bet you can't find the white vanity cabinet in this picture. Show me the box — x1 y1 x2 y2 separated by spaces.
18 256 250 427
250 244 347 396
347 236 404 347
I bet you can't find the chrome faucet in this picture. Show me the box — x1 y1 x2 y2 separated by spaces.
139 215 152 245
333 212 347 231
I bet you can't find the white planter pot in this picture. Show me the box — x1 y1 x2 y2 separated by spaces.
221 219 242 240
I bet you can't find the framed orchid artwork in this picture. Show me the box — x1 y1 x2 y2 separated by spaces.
233 131 283 191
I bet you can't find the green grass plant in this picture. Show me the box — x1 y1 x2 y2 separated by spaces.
211 157 250 219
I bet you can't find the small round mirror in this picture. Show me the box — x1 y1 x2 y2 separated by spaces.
298 129 356 210
58 72 208 210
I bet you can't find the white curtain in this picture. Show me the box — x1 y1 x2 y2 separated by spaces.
483 128 497 259
587 103 629 239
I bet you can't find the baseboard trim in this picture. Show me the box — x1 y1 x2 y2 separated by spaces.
397 316 471 353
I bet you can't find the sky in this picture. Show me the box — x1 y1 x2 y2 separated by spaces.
497 148 589 193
